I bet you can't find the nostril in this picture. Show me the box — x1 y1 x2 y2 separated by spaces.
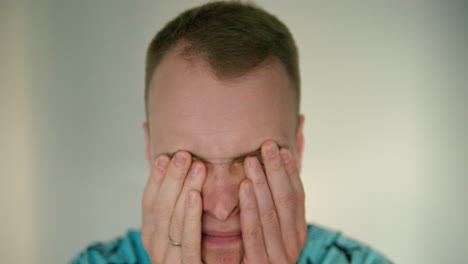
205 205 240 221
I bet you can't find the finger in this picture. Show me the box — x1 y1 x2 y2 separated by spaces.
280 148 307 247
182 190 203 263
150 151 192 257
142 155 170 215
261 141 299 260
239 179 268 262
169 160 206 242
244 156 288 262
141 154 170 249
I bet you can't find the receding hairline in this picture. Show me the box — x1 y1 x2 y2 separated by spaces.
146 44 297 118
149 41 292 91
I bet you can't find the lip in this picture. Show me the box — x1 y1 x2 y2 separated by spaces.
203 230 242 236
202 230 242 246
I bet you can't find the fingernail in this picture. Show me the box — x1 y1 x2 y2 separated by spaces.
265 142 278 158
174 152 187 167
156 156 169 171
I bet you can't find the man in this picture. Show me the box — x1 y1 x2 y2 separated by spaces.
73 1 392 263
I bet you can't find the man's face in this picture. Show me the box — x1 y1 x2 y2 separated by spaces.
143 50 304 263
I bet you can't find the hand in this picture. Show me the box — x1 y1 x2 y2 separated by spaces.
239 140 307 264
141 151 206 264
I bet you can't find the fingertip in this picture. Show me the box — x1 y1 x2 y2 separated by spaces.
245 155 261 172
173 150 191 167
153 154 170 173
190 160 207 178
261 140 279 159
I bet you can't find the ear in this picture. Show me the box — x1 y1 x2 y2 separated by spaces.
142 121 153 166
295 115 305 174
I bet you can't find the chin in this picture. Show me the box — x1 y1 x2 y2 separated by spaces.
202 242 244 264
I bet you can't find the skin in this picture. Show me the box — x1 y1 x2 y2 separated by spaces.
141 47 307 264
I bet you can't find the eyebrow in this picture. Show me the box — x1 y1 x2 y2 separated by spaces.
164 144 286 165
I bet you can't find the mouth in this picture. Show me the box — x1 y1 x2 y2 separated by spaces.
202 230 242 246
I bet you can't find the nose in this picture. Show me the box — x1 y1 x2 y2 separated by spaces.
202 163 243 221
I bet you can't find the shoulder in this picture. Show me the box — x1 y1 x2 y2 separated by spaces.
297 223 393 264
71 224 392 264
71 230 150 264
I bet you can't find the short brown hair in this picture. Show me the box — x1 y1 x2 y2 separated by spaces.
145 1 300 120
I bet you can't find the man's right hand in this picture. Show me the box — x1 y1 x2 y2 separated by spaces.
141 151 206 264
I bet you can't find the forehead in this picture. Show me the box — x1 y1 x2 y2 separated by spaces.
146 51 296 160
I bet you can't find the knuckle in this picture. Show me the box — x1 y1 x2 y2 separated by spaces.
243 203 258 213
185 211 199 223
169 169 186 180
155 203 173 219
171 217 184 234
241 197 258 212
260 208 278 225
183 239 198 253
246 225 263 240
267 158 283 172
184 205 201 224
276 191 296 209
251 174 266 185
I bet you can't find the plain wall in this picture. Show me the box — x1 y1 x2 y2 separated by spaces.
1 0 466 263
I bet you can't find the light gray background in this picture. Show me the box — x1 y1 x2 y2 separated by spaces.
1 0 467 263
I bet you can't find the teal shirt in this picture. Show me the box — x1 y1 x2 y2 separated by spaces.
72 223 392 264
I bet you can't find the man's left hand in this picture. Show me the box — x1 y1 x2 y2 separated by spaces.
239 140 307 264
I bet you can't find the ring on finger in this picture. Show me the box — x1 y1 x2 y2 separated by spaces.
168 233 182 247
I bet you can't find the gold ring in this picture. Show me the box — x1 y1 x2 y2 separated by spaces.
168 233 182 247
